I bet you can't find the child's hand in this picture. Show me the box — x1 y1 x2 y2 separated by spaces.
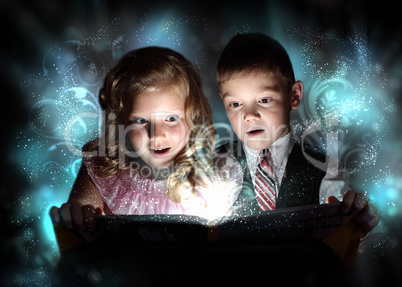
330 190 381 236
49 203 100 231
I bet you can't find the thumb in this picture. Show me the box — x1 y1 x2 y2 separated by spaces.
49 206 61 224
327 196 340 203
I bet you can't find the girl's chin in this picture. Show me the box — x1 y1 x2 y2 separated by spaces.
148 161 174 170
134 156 174 171
138 161 174 180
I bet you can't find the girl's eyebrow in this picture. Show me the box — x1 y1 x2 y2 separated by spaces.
128 109 184 118
128 113 145 118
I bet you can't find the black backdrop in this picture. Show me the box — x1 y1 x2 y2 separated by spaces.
1 1 401 286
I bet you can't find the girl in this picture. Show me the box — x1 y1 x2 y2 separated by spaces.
49 46 242 230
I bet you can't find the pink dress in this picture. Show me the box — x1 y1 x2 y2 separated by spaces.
83 154 242 220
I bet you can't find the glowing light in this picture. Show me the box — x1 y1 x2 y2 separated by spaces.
12 7 401 286
387 188 398 200
195 180 241 221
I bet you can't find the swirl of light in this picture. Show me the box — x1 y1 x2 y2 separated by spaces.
112 35 128 61
75 52 107 87
28 99 65 140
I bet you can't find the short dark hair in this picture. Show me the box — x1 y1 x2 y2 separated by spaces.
217 33 295 93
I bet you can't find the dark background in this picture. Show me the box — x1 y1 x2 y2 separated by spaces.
1 0 401 286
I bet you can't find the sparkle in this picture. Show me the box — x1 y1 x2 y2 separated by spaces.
12 8 401 286
289 27 395 214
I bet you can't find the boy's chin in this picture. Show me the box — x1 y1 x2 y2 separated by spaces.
242 140 272 151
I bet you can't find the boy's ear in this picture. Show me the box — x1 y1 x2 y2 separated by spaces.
290 81 303 110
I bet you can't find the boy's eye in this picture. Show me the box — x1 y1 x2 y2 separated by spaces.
259 98 271 104
166 115 179 122
229 102 242 108
133 118 148 124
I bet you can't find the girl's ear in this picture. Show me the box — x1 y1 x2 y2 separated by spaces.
290 81 303 110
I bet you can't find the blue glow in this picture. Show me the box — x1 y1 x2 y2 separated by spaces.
43 206 57 243
10 4 402 286
18 28 399 211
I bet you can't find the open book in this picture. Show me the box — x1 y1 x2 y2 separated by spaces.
54 202 362 267
93 202 348 242
55 202 364 286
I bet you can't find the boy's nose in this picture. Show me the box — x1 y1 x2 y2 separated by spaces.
243 107 260 122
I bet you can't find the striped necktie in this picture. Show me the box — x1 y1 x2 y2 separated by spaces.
254 149 276 211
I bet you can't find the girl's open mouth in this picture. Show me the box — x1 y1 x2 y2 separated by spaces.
150 147 171 158
246 129 264 137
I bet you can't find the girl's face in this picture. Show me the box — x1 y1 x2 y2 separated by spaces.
125 87 190 169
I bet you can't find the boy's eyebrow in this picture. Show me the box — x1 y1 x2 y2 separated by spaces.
257 84 282 94
221 84 281 99
221 91 231 99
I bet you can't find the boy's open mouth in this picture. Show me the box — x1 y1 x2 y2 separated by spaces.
246 129 265 137
150 147 171 158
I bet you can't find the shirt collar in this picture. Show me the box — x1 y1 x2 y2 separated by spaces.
269 132 294 160
242 132 294 166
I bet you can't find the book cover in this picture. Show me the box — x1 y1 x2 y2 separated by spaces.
92 202 349 243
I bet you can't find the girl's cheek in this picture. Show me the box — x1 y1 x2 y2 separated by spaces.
131 128 144 138
171 121 189 139
181 125 191 144
171 126 186 144
128 129 147 151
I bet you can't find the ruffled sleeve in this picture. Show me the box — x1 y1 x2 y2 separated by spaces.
81 153 242 218
81 156 187 215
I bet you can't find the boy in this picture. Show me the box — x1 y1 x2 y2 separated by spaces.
216 33 379 236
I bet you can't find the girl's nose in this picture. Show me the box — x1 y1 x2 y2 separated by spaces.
149 120 167 139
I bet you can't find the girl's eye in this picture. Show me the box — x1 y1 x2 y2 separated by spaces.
166 115 179 122
259 98 271 104
229 102 242 108
133 118 148 124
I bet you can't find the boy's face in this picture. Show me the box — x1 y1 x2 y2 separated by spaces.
220 72 302 150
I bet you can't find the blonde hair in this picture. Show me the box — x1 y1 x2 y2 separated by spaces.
84 46 215 202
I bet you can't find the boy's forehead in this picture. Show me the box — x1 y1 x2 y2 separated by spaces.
220 72 285 96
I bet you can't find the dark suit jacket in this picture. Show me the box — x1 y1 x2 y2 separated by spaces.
217 141 327 215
